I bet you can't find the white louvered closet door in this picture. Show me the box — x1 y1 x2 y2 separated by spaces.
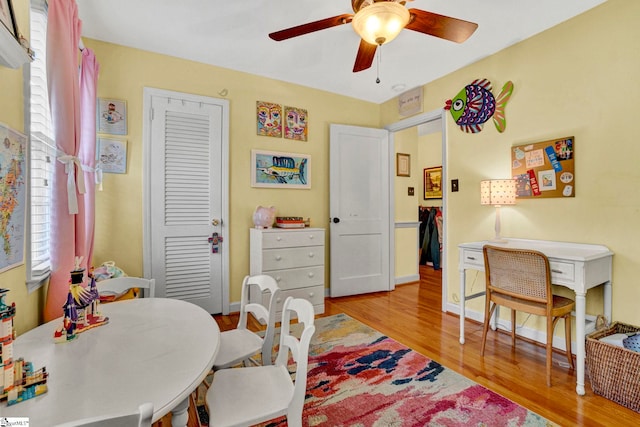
145 89 229 314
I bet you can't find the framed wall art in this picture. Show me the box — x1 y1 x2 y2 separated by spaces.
424 166 442 199
97 137 127 174
251 149 310 189
284 106 308 141
97 98 127 135
396 153 410 177
257 101 282 138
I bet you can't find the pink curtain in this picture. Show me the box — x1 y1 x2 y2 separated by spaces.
44 0 100 321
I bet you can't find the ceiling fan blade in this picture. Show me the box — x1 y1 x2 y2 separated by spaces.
353 39 377 72
269 14 353 41
406 9 478 43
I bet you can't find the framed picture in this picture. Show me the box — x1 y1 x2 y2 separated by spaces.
0 0 17 38
396 153 410 177
97 137 127 174
424 166 442 199
284 106 308 141
97 98 127 135
257 101 282 138
251 149 310 189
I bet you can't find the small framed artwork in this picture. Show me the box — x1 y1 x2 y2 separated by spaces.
424 166 443 199
284 106 308 141
98 137 127 174
0 0 18 38
257 101 282 137
97 98 127 135
251 149 310 189
396 153 410 177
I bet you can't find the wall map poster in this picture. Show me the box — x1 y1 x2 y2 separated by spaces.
511 136 574 198
0 122 26 272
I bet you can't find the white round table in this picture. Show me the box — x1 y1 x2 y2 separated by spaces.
1 298 220 426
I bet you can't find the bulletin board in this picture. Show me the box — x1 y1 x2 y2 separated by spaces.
511 136 575 198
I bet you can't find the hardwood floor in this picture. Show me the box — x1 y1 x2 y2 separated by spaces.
158 266 639 426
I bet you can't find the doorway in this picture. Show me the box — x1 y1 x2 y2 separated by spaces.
387 109 447 312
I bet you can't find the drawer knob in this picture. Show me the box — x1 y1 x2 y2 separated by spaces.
308 272 314 278
551 269 563 274
276 297 282 303
308 252 314 258
308 235 314 239
467 256 477 261
276 236 282 241
309 292 314 297
275 255 282 261
276 276 282 282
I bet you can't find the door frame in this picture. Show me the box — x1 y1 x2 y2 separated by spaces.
141 87 230 314
386 108 448 312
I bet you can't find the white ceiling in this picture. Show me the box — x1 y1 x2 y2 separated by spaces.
76 0 606 104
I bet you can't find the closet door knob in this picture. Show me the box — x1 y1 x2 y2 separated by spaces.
332 217 340 223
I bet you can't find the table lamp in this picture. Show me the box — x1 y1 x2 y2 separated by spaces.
480 179 516 242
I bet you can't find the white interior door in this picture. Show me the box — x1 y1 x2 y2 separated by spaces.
143 88 229 314
330 124 390 297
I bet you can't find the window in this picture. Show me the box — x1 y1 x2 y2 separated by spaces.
26 0 54 291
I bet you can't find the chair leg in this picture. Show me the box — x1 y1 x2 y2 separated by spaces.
564 314 575 369
546 317 553 387
480 300 497 356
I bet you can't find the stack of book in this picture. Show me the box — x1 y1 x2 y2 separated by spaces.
275 217 305 228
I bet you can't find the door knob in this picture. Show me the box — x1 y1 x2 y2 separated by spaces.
212 218 221 226
333 217 340 223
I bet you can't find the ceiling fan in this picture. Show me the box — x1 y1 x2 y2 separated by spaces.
269 0 478 73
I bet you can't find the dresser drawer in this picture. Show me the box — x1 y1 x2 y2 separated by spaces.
262 246 324 271
269 266 324 290
262 229 325 249
268 285 325 314
460 248 484 268
550 261 575 282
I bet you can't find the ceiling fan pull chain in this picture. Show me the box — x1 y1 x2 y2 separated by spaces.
376 46 381 84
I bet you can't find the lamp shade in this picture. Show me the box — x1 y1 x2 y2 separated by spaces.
480 179 516 206
352 1 410 46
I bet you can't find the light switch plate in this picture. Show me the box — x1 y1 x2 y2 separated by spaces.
451 179 459 192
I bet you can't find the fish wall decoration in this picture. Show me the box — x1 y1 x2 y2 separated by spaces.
444 79 514 133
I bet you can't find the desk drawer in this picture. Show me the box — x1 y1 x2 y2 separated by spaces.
461 248 484 268
550 261 575 282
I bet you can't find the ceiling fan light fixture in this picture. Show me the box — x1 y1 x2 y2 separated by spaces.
352 1 410 46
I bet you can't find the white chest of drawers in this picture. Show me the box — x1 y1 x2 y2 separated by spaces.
250 227 325 316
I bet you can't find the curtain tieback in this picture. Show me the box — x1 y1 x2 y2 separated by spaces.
57 153 86 214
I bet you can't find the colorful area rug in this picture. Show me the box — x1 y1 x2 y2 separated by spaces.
194 313 555 426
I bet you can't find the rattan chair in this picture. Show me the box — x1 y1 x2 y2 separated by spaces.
481 245 575 386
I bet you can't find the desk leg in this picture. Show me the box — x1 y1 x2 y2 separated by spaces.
604 280 612 323
575 291 586 396
172 396 190 427
460 269 466 344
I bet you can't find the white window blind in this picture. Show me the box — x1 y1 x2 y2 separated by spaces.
26 1 54 290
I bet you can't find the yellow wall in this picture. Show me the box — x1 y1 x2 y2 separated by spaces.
385 0 640 326
85 40 381 305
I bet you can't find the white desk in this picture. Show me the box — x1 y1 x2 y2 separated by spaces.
458 238 613 396
2 298 220 426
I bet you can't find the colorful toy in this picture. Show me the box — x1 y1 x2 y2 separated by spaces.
54 257 109 343
444 79 514 133
1 288 49 405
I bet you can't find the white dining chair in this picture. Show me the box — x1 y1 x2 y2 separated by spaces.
54 402 153 427
207 297 316 427
213 274 280 369
97 276 156 299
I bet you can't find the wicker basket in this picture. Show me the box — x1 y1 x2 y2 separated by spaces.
586 322 640 412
